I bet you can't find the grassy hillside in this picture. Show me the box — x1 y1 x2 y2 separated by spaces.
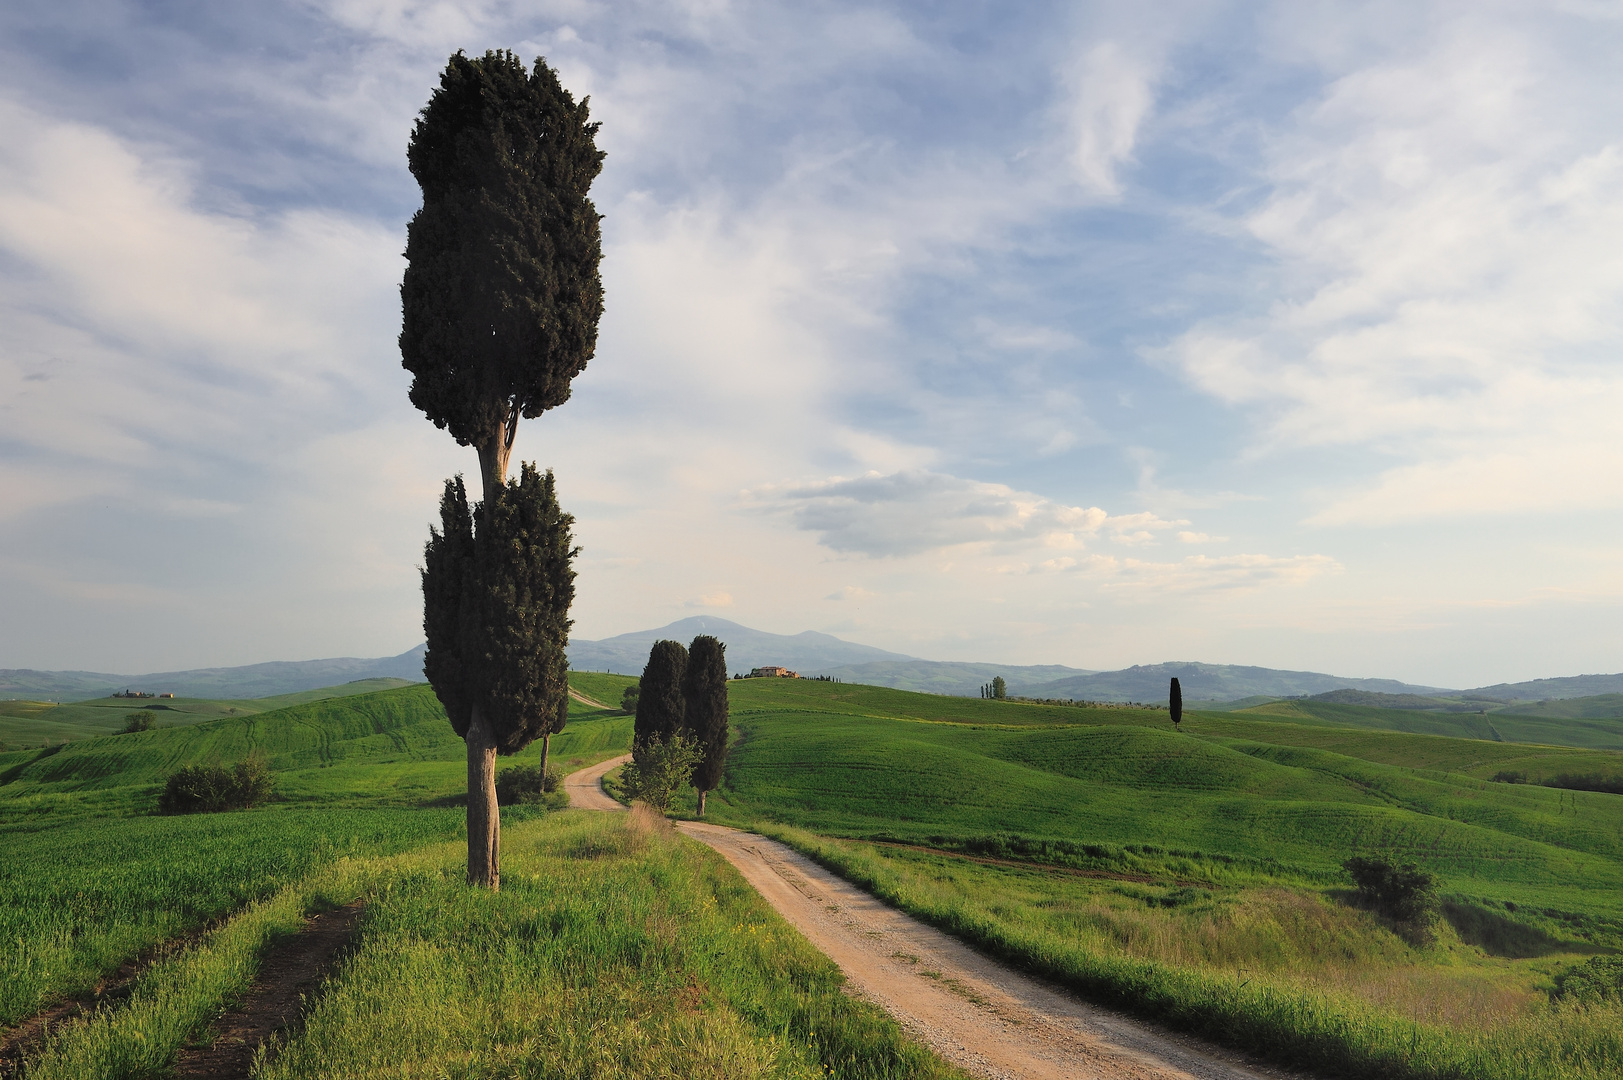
682 680 1623 1079
698 680 1623 927
1233 699 1623 749
0 680 633 821
0 678 422 749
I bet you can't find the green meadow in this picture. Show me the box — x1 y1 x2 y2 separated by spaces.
5 671 1623 1077
679 679 1623 1079
0 677 420 749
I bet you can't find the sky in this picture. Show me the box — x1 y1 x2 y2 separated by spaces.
2 1 1622 687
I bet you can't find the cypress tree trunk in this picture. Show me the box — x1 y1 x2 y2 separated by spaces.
540 731 550 776
697 788 707 818
466 706 500 888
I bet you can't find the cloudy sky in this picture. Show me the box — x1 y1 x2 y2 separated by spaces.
3 1 1621 687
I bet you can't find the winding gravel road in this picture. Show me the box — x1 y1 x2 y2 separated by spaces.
566 757 1295 1080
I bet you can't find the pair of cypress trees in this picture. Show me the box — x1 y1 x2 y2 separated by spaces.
633 635 730 816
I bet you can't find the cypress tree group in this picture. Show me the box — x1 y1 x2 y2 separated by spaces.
403 50 603 889
634 640 688 749
1169 677 1183 729
423 466 577 885
683 635 730 817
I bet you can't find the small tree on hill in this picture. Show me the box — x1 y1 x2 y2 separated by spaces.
992 676 1006 700
1344 856 1438 945
683 635 730 817
634 640 688 749
537 686 568 776
620 733 703 813
121 712 153 734
620 682 640 713
403 50 603 889
1169 677 1182 729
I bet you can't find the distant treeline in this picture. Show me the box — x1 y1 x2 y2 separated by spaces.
1006 696 1164 711
1492 770 1623 795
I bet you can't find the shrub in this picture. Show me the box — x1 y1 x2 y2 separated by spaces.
620 683 640 713
494 762 562 805
1545 772 1623 796
620 733 703 813
1343 856 1438 945
120 712 154 734
1552 955 1623 1004
1491 770 1527 784
158 756 275 814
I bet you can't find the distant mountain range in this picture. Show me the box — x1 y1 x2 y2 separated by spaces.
567 616 914 676
8 617 1623 706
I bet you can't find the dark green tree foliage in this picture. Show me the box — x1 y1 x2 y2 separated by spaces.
635 640 687 748
120 712 153 734
401 50 604 495
683 635 730 816
159 757 274 814
1344 856 1438 944
422 465 577 754
1169 677 1183 728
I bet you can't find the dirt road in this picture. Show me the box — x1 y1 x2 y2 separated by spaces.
564 752 629 810
565 761 1288 1080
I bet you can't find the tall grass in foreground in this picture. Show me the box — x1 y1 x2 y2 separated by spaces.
24 810 964 1080
0 807 465 1027
763 826 1623 1080
261 808 964 1079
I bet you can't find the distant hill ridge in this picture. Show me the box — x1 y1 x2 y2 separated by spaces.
10 618 1623 705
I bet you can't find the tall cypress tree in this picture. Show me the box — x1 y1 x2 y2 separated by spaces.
683 635 730 817
403 50 603 888
635 640 688 748
1169 677 1183 730
423 466 577 884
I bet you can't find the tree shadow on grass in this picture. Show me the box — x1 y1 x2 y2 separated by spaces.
1440 898 1595 958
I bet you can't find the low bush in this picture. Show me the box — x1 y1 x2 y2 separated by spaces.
1344 856 1438 944
1552 956 1623 1005
158 756 275 814
620 683 640 713
621 733 702 813
1491 770 1527 784
120 712 154 734
494 761 562 805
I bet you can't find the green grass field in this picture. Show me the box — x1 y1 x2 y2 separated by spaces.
0 678 422 749
653 678 1623 1078
9 670 1623 1078
1233 698 1623 750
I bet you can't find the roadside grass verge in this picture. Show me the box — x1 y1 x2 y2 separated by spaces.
264 808 962 1080
25 810 965 1079
761 825 1622 1080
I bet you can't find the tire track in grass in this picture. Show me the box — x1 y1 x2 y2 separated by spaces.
171 902 363 1079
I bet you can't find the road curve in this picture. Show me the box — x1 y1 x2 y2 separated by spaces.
563 753 629 811
562 760 1291 1080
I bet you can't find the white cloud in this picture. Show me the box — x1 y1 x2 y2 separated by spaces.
685 592 734 608
1067 41 1155 199
1163 13 1623 524
748 469 1187 558
826 584 875 601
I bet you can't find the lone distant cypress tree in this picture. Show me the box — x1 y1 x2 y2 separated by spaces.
683 635 730 817
635 640 688 748
1169 677 1183 729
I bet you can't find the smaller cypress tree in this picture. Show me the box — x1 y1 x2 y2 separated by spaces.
683 635 730 817
635 640 688 749
1170 677 1183 729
